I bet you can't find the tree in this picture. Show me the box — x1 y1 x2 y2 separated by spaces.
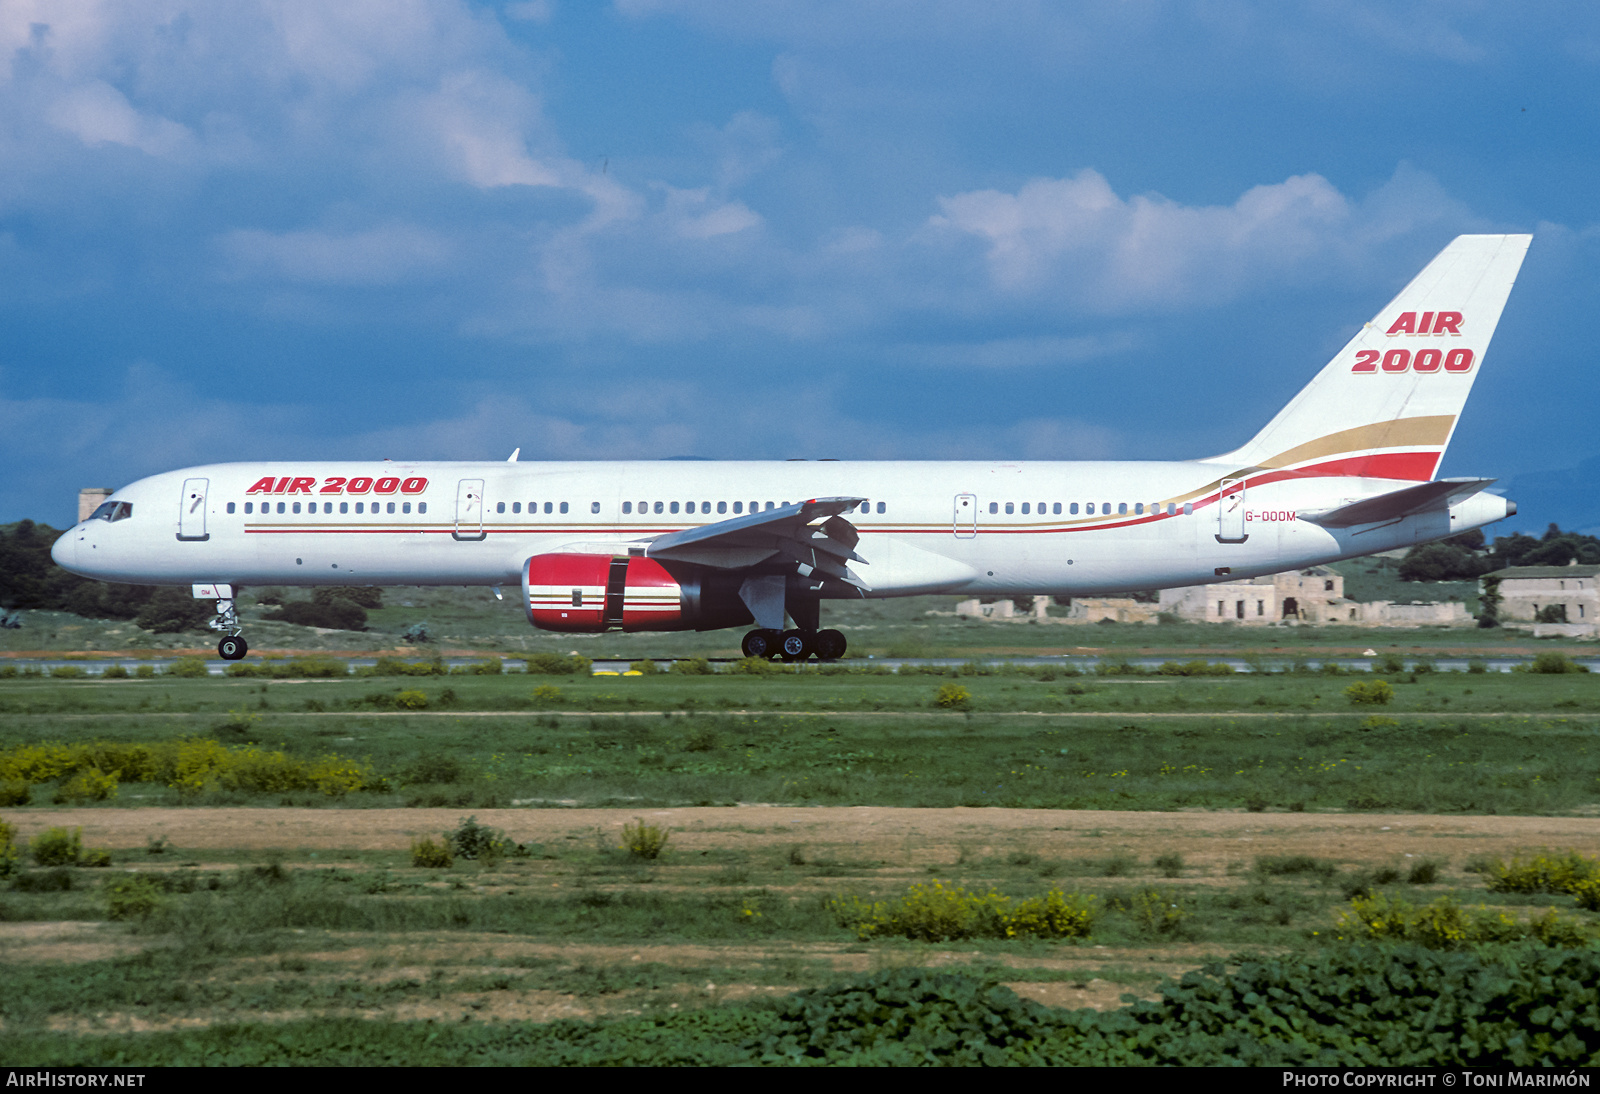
1399 542 1488 582
265 597 367 631
134 588 213 633
314 586 382 609
1477 575 1502 628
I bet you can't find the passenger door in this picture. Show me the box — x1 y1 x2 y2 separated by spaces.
454 479 486 541
177 478 209 541
953 493 977 538
1215 478 1247 544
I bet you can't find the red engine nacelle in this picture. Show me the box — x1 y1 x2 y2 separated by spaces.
521 553 752 633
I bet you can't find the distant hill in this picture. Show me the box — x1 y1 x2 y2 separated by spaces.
1503 456 1600 537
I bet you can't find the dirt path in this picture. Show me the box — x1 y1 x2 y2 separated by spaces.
12 806 1600 868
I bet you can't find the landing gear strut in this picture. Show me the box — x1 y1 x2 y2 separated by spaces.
208 596 248 661
741 628 847 662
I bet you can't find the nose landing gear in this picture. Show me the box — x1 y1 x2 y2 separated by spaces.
196 584 248 661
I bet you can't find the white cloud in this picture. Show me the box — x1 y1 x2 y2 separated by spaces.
220 222 454 285
658 185 762 239
931 169 1352 310
886 333 1138 370
45 79 191 155
503 1 555 25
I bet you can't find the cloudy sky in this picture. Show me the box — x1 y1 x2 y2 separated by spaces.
3 1 1597 532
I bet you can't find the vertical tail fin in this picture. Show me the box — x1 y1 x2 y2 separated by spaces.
1217 234 1531 482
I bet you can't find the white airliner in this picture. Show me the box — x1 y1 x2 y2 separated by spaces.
53 234 1530 663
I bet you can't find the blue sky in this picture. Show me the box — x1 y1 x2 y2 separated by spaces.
3 1 1597 533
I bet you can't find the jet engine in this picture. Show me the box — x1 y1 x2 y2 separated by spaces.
521 553 754 633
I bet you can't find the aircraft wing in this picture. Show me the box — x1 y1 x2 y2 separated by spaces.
1299 478 1497 529
645 496 869 588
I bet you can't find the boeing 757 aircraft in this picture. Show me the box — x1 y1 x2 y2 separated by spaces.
52 234 1531 662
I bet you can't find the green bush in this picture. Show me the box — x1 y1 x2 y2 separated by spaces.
1157 659 1233 676
622 818 671 860
104 875 163 921
1332 893 1586 948
264 597 367 631
410 836 453 869
163 657 209 678
628 659 660 675
1344 680 1394 706
362 658 447 677
52 766 118 803
755 969 1069 1066
669 657 714 675
447 816 521 862
30 826 82 866
1531 651 1588 674
1485 851 1599 895
831 881 1097 942
0 818 19 877
934 683 971 709
0 738 384 798
101 664 129 679
49 664 85 678
525 653 592 676
394 689 429 710
1127 887 1189 937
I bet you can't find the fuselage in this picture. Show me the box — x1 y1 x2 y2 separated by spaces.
51 456 1512 598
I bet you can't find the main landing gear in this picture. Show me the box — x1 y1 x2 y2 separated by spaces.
741 628 847 662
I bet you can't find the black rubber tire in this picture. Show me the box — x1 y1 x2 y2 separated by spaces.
217 636 248 661
813 629 847 661
741 629 778 659
779 629 812 662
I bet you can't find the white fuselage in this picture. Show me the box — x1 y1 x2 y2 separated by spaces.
51 457 1511 599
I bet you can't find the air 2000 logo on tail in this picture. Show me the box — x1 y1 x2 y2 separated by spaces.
1353 312 1472 374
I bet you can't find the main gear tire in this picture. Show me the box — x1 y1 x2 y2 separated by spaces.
813 629 847 661
741 629 780 659
218 636 248 661
779 629 813 662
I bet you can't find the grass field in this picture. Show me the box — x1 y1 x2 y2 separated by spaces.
4 658 1600 1063
0 664 1597 812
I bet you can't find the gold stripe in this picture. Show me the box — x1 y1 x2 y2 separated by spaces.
1255 415 1455 471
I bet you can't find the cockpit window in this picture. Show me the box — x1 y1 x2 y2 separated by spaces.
89 501 133 523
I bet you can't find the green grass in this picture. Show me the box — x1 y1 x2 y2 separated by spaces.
2 841 1595 1061
1 669 1597 812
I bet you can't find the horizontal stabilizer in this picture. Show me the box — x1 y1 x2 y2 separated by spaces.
646 496 870 586
1300 477 1496 528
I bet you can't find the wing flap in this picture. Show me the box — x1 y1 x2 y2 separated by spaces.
646 496 870 587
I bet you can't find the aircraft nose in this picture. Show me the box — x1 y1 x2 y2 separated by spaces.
50 529 77 572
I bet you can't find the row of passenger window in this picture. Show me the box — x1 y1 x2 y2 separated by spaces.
497 502 573 514
488 500 891 517
229 501 426 515
990 501 1193 517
